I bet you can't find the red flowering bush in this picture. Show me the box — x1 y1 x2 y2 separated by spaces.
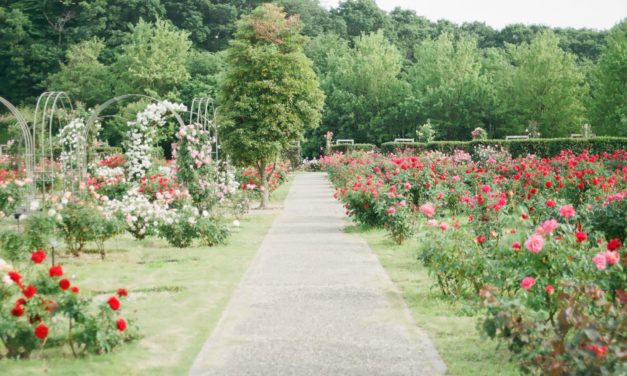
324 148 626 373
0 250 137 358
239 161 290 194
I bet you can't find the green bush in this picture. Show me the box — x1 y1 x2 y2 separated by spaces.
329 143 376 154
198 217 230 247
380 137 627 157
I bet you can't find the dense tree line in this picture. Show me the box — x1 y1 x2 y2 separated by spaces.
0 0 624 155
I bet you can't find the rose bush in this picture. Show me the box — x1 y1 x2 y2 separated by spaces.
0 251 136 358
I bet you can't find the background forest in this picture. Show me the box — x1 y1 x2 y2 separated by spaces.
0 0 625 157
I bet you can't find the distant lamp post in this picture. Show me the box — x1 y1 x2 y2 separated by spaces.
13 207 26 232
50 238 59 266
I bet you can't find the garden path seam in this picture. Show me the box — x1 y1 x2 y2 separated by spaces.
189 172 446 376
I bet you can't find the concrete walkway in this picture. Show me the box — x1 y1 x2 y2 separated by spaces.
189 172 446 375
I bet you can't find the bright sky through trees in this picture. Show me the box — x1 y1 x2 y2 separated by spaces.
321 0 626 30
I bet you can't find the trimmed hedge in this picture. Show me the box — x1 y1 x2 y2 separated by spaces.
380 137 627 157
330 143 376 153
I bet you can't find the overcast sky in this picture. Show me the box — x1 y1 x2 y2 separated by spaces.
320 0 626 30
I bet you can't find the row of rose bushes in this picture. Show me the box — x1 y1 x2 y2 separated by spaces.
323 147 625 375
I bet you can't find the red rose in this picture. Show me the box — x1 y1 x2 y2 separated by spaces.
31 249 46 264
45 300 58 313
16 298 26 306
116 318 127 332
117 288 128 297
476 234 486 244
11 305 24 317
34 324 48 340
575 232 587 243
71 286 80 294
59 279 71 290
546 200 556 208
521 213 529 220
49 265 63 277
607 238 622 251
512 242 522 250
8 271 22 285
545 181 553 188
108 296 121 311
22 285 37 299
546 285 554 294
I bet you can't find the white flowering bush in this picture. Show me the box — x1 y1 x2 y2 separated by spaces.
125 101 186 181
104 189 169 240
59 118 87 175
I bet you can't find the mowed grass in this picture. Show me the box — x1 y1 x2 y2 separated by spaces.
350 225 521 376
0 179 292 375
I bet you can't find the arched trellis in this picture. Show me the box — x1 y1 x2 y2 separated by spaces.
81 94 187 180
0 96 34 184
189 97 220 161
33 92 74 193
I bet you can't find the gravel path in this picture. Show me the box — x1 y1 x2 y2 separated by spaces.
189 172 446 375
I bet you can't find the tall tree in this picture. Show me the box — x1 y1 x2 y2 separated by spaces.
495 31 588 137
219 3 324 207
321 30 406 144
589 22 626 136
404 33 492 140
333 0 391 40
47 38 114 107
113 19 192 99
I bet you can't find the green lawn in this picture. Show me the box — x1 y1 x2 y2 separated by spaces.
350 225 521 376
0 179 292 375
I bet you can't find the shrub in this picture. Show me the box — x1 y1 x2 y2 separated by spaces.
379 137 627 157
198 217 230 247
329 143 376 154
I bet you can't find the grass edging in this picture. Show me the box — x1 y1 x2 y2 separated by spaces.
350 225 521 376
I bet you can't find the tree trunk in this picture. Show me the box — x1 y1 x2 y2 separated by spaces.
259 162 270 209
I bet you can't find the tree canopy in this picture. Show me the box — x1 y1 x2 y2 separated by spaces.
219 3 324 206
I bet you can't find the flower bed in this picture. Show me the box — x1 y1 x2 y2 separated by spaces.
323 149 626 374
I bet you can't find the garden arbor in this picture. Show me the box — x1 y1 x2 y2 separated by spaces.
189 96 220 161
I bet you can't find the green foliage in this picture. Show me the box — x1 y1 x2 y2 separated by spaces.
589 22 627 136
47 38 113 107
197 217 230 247
494 31 588 137
379 137 627 157
23 211 57 250
329 143 376 153
0 228 29 262
57 201 106 256
114 19 191 99
321 31 406 143
219 3 324 206
405 33 492 140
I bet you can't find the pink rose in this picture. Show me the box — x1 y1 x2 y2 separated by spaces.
605 251 620 265
525 234 544 253
387 207 396 215
439 223 448 231
427 219 439 227
521 276 536 290
592 253 607 270
419 203 435 218
559 204 576 219
536 219 558 236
